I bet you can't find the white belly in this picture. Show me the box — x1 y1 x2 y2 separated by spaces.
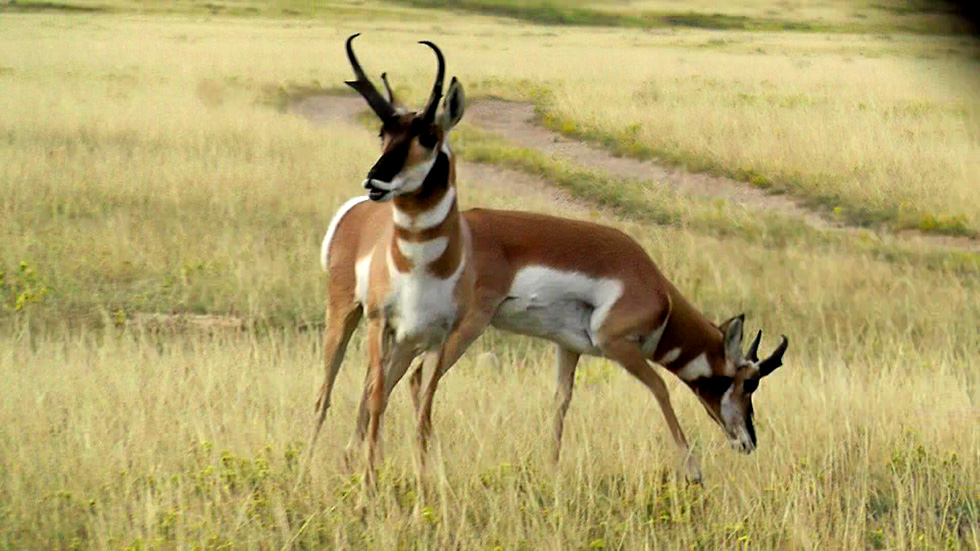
490 266 623 354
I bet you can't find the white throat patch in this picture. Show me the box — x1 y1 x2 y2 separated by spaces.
393 186 456 231
676 352 712 382
658 347 682 365
396 236 449 266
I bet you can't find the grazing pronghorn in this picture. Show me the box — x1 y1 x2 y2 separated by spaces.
305 33 472 486
311 83 788 486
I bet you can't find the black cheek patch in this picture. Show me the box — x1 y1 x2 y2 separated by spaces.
745 408 757 446
367 137 411 183
418 132 438 149
698 376 733 398
414 151 450 200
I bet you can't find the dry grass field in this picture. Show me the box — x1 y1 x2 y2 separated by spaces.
0 1 977 549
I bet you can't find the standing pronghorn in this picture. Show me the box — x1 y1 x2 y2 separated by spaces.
306 33 472 485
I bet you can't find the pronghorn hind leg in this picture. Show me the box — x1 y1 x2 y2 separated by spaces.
409 352 436 415
295 302 362 491
552 345 580 464
344 378 372 472
600 337 702 484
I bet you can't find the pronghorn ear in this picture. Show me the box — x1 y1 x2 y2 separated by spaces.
722 314 745 361
438 76 465 131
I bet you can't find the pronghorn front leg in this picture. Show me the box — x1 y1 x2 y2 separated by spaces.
415 340 449 474
411 304 496 465
349 319 420 478
363 317 393 489
601 338 702 483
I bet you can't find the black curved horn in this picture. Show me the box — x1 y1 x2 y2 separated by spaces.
344 34 397 124
746 330 762 362
759 335 788 377
418 40 445 125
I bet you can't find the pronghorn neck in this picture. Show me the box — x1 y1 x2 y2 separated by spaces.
387 146 463 276
651 291 727 382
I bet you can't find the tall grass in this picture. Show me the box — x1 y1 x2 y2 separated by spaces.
0 317 976 549
0 9 977 550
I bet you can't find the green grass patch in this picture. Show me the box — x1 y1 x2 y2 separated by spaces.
389 0 975 36
534 108 979 240
1 0 427 19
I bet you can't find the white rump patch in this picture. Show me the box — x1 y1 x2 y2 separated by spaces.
393 186 456 231
676 352 712 381
396 236 449 266
321 195 369 270
658 347 682 365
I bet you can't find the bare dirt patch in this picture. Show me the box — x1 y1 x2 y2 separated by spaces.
466 101 832 228
289 94 979 254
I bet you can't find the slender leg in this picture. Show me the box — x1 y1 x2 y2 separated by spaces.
409 352 436 415
414 307 495 469
344 378 371 471
600 337 702 483
363 319 388 489
299 304 362 477
552 345 580 463
363 323 420 488
345 340 422 470
415 344 447 473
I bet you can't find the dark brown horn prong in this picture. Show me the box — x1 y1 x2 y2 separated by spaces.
759 335 788 377
418 40 445 125
344 33 397 124
380 72 396 105
746 330 762 363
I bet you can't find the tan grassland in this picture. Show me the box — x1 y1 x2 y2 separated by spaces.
0 4 977 550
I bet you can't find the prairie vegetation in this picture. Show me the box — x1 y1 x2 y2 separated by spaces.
0 1 977 549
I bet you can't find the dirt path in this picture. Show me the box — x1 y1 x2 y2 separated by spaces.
290 95 978 254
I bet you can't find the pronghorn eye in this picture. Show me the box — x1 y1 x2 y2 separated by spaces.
743 378 758 393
